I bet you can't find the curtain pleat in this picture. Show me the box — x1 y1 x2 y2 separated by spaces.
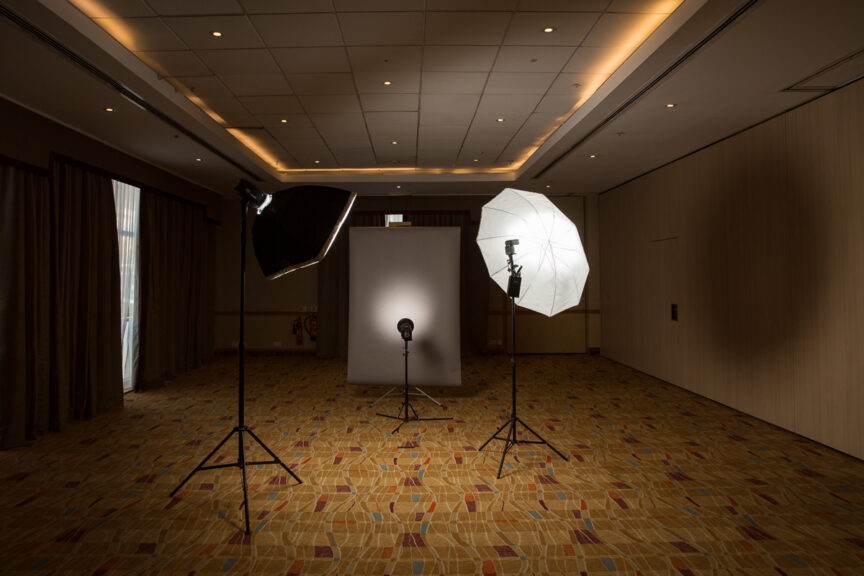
0 164 51 449
137 189 212 390
51 160 124 424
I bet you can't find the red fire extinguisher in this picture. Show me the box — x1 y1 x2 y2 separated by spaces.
305 314 318 342
292 316 303 345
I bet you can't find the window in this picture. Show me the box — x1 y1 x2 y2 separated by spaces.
113 180 140 392
385 213 403 227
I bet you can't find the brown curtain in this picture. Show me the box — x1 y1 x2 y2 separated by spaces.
316 210 489 358
137 189 213 390
1 158 125 449
51 159 124 425
0 162 51 448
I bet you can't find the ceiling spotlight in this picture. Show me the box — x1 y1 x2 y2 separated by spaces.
104 107 114 112
314 160 320 164
211 30 223 37
543 26 555 33
589 154 597 159
280 118 288 123
496 117 505 123
383 81 392 86
391 140 398 145
545 184 551 188
195 157 202 162
666 103 676 108
396 185 401 189
473 158 479 163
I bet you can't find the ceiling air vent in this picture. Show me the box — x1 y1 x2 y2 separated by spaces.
785 49 864 92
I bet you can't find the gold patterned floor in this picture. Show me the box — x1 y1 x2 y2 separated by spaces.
1 354 862 575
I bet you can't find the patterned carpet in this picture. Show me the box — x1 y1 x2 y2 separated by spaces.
1 354 863 576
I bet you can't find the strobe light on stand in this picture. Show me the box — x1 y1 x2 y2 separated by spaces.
376 318 452 439
476 188 589 478
170 180 356 535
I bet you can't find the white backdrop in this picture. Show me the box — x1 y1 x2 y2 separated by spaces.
347 227 461 387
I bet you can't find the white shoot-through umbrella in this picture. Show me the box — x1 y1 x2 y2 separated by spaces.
476 188 589 479
477 188 589 316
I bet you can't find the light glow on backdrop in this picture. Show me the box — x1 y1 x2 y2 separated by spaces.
348 227 461 388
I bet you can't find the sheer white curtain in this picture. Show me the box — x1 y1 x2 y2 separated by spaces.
112 180 140 391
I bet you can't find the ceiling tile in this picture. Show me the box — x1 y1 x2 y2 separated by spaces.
485 72 557 94
238 95 304 114
162 16 264 50
222 74 294 96
582 13 648 47
94 18 185 51
278 138 335 167
607 0 682 13
250 13 343 47
422 46 498 72
421 72 488 94
359 94 419 112
493 46 575 72
298 94 361 114
564 46 622 74
338 12 425 45
286 73 356 94
425 12 511 45
333 0 424 10
176 76 234 98
75 0 155 18
310 113 368 138
364 111 418 126
348 46 422 71
146 0 244 15
474 93 541 125
239 0 335 13
354 70 420 93
535 93 577 115
136 51 210 77
515 0 608 10
271 47 351 74
420 94 479 125
547 72 609 95
331 147 376 167
504 12 599 46
200 97 260 126
257 113 314 128
428 0 517 9
196 49 281 75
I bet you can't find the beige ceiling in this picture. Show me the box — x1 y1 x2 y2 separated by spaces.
0 0 862 196
79 0 684 176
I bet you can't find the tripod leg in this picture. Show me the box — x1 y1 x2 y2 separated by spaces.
170 428 238 497
245 428 302 484
479 418 512 452
238 429 252 535
515 417 569 462
496 420 517 479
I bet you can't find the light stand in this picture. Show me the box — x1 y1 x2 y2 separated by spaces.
170 195 301 535
376 319 452 441
478 240 568 478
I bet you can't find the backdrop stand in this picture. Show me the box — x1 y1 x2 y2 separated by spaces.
376 337 452 441
170 197 301 535
371 385 443 407
478 242 568 478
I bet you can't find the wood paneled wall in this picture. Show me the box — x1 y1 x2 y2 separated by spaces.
599 79 864 458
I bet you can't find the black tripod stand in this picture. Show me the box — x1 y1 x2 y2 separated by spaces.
170 197 301 535
376 322 451 440
478 239 568 479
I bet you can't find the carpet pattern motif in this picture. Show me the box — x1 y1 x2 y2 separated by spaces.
1 354 863 575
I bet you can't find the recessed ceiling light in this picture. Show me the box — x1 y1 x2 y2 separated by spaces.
280 118 287 123
545 184 552 188
473 158 479 162
195 157 202 162
104 107 114 112
496 117 505 123
396 185 401 189
391 140 398 145
383 81 392 86
314 160 320 164
544 26 555 33
666 103 676 108
211 31 222 37
589 154 597 159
